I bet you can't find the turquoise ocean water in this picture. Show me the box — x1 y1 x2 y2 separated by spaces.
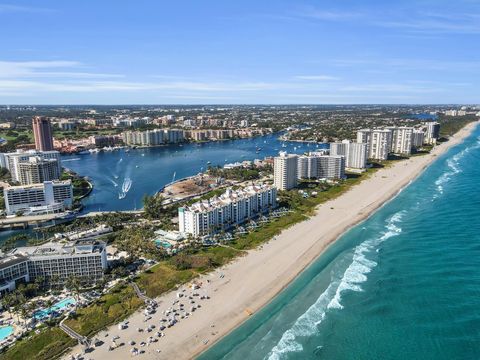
198 123 480 360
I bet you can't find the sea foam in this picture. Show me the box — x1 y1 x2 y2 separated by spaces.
266 211 405 360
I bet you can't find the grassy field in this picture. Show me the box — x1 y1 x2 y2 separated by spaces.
1 327 75 360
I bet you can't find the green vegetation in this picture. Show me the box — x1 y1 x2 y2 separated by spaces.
65 283 143 337
438 114 477 138
61 170 92 201
1 327 75 360
207 165 269 181
0 129 33 152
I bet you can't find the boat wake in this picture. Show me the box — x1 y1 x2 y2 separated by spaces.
62 158 81 162
266 211 405 360
118 177 132 199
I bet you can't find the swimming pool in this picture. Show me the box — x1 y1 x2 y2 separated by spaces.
34 297 76 320
0 326 14 341
154 239 172 249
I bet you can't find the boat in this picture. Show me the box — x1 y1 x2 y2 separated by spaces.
77 150 90 155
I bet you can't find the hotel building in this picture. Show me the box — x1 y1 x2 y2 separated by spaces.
32 116 54 151
178 184 277 237
3 180 73 215
274 152 298 190
0 239 107 293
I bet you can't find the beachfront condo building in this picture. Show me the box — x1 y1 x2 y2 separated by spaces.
425 122 441 144
32 116 54 151
357 129 393 161
370 130 393 160
274 152 298 190
0 239 107 293
178 184 277 237
330 141 368 169
1 150 62 184
412 129 425 148
388 127 413 156
356 129 372 154
3 180 73 215
316 155 346 179
298 153 346 180
297 155 318 179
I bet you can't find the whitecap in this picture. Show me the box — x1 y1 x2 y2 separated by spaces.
266 211 405 359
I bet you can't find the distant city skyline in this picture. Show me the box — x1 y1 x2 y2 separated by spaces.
1 0 479 104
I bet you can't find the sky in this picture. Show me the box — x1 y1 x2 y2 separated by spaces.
0 0 479 105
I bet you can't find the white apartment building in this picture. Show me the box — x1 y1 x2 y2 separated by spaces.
0 240 108 292
330 140 367 169
274 152 298 190
297 153 346 180
359 129 393 160
412 129 425 148
178 184 277 237
388 127 413 156
425 122 440 144
297 155 318 179
2 150 62 183
3 180 73 215
356 129 372 154
316 155 346 180
122 129 184 146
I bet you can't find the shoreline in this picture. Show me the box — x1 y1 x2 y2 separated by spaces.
65 121 479 360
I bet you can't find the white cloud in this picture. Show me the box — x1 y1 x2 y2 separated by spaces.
0 61 124 79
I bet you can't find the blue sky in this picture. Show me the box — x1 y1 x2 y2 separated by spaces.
0 0 479 104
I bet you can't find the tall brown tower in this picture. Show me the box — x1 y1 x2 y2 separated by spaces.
32 116 54 151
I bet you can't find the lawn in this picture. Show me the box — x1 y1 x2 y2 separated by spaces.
1 327 75 360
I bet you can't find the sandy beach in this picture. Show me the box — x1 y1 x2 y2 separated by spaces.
65 121 479 360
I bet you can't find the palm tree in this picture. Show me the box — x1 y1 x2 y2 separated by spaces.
66 275 82 309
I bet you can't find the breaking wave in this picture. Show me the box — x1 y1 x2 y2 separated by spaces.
434 136 480 197
266 211 405 360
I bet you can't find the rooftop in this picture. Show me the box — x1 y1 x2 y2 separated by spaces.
10 239 106 258
183 184 275 213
